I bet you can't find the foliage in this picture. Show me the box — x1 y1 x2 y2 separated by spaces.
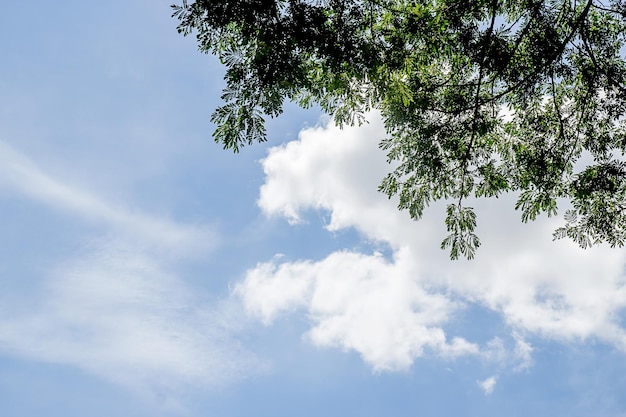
172 0 626 259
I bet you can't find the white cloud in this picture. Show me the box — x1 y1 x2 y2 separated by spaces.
238 248 477 371
512 332 534 371
0 241 258 397
0 142 259 400
239 113 626 372
0 140 215 256
237 256 317 325
478 376 497 395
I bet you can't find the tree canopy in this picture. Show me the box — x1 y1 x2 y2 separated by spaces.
172 0 626 259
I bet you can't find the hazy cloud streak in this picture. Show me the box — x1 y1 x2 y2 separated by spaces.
0 141 259 399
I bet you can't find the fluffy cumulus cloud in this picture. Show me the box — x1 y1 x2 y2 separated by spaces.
237 113 626 371
0 141 259 400
238 248 475 371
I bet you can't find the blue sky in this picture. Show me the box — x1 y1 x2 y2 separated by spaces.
1 1 626 416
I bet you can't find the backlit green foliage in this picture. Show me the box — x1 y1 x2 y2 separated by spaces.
173 0 626 259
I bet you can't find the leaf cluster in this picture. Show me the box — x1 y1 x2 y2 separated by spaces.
173 0 626 259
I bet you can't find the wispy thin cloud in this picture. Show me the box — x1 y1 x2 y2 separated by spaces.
0 140 216 255
0 240 259 399
478 376 497 395
0 141 260 401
